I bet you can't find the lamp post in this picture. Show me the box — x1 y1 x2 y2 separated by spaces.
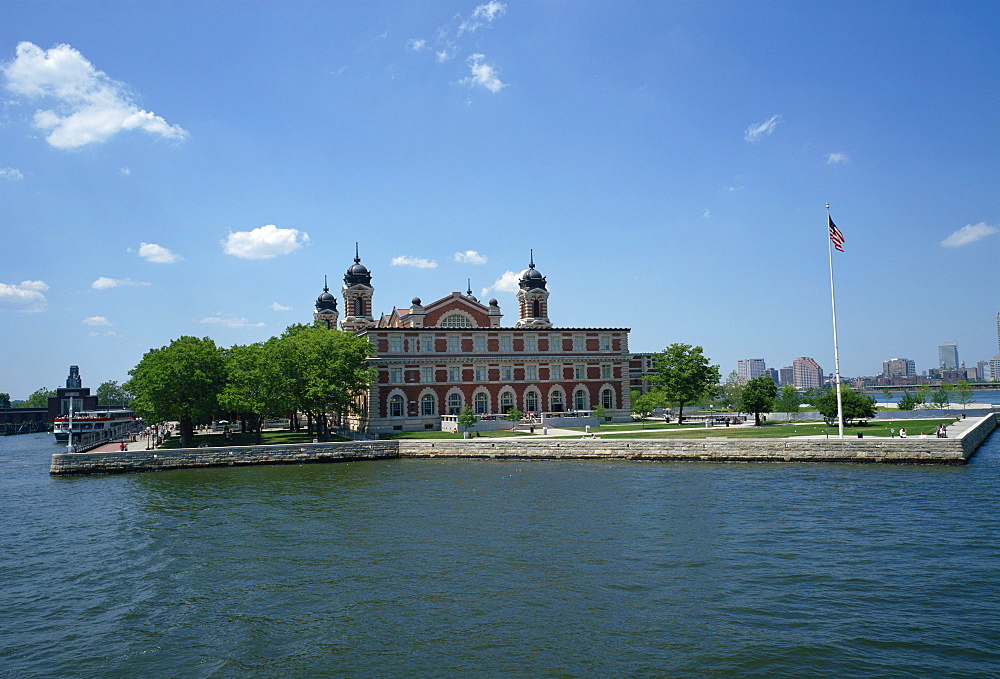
67 407 74 454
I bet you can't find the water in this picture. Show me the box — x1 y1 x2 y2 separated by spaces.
874 388 1000 405
3 434 1000 678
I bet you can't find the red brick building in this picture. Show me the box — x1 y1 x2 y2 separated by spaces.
315 251 632 434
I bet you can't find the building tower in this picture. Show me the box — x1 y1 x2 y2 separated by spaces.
313 276 339 329
938 341 959 370
341 244 375 332
737 359 766 382
792 357 824 390
515 251 552 328
66 365 82 389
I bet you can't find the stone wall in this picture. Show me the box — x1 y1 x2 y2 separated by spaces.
51 415 998 475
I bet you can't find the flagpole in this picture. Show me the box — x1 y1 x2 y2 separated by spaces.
826 203 845 439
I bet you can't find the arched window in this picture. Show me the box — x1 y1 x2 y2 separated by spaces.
441 314 473 328
474 392 489 414
500 391 514 413
354 298 364 316
389 394 404 417
525 390 539 413
447 393 463 415
532 299 541 317
421 394 436 416
601 388 613 409
550 390 564 412
574 389 588 411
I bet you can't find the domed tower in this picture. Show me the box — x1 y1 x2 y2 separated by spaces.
341 243 375 332
516 251 551 327
313 276 339 329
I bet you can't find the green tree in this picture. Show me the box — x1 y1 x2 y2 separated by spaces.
897 390 921 411
630 389 668 419
277 324 375 440
592 404 607 422
219 340 294 445
954 380 975 415
96 380 132 406
916 384 932 408
505 408 523 423
882 387 893 402
775 384 800 418
739 375 778 427
125 336 225 448
20 387 56 408
645 343 720 424
739 374 778 426
931 382 953 411
800 387 825 407
457 406 478 436
719 371 746 411
813 387 877 426
0 392 10 409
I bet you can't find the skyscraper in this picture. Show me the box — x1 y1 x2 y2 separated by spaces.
792 357 824 390
882 358 916 379
737 359 766 382
938 342 959 370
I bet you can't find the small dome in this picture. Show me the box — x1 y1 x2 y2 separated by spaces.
489 298 498 307
412 297 422 306
519 256 547 290
344 247 373 286
316 287 337 311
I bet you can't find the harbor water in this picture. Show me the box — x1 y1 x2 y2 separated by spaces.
2 432 999 677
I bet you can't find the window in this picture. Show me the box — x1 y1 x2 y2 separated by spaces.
447 336 460 353
525 335 538 352
500 335 512 353
355 298 364 316
501 366 512 382
389 336 402 353
474 392 489 414
421 394 436 415
389 367 403 384
500 391 514 412
442 314 473 327
550 390 564 411
574 365 584 380
474 335 486 353
525 390 539 412
574 335 583 352
421 367 434 383
575 389 588 411
447 393 462 415
601 364 612 379
526 365 537 381
532 299 541 317
550 334 560 351
475 366 486 382
600 335 611 351
601 389 614 409
551 365 562 380
422 337 434 352
448 367 460 382
389 395 404 417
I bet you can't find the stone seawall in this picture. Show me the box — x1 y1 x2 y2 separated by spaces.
49 441 399 476
50 414 999 475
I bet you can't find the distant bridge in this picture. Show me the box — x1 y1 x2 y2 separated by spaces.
861 383 1000 394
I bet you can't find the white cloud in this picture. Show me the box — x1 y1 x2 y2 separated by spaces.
2 42 188 149
744 114 782 142
0 280 48 312
197 314 265 329
87 330 120 337
459 2 507 34
138 242 181 263
454 250 487 264
436 50 454 63
941 222 998 248
91 276 150 290
461 54 507 93
120 166 131 175
481 270 520 297
1 167 24 180
223 224 310 259
271 302 292 311
392 255 438 269
81 315 111 326
407 38 427 52
826 152 850 165
702 209 711 218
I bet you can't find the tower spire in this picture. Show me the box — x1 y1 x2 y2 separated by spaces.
323 274 328 292
529 248 534 269
354 242 360 264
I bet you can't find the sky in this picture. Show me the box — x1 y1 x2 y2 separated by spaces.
1 0 998 400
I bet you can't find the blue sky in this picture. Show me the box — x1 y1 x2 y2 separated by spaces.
1 1 997 400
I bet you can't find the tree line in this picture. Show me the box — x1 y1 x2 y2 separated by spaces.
123 324 374 448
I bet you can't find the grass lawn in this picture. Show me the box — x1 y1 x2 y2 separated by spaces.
378 429 528 440
552 418 959 440
156 430 349 449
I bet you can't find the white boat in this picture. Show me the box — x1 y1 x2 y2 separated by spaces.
53 409 137 443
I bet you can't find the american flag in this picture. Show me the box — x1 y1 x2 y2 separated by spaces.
829 215 845 252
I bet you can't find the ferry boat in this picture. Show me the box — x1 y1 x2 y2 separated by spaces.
52 409 137 443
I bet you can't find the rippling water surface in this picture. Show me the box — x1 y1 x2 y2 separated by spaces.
3 433 1000 678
